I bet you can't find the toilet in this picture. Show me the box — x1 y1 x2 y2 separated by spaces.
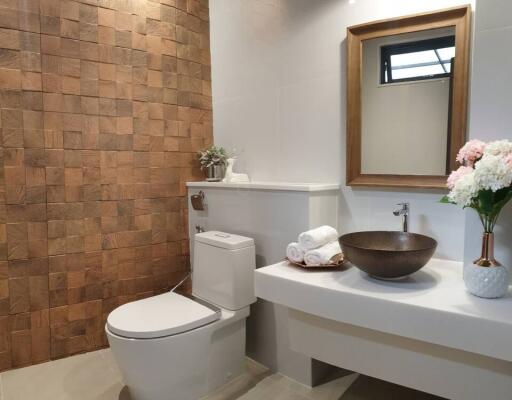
106 231 256 400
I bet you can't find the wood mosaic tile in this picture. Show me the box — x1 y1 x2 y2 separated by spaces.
0 0 211 370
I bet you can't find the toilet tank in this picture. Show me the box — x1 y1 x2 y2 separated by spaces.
192 231 256 310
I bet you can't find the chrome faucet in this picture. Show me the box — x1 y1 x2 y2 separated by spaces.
393 203 409 232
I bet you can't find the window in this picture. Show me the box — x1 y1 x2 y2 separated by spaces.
380 36 455 84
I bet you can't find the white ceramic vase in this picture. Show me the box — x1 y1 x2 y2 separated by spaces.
463 263 510 299
222 158 250 183
463 233 510 299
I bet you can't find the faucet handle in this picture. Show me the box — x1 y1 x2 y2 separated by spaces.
393 203 409 232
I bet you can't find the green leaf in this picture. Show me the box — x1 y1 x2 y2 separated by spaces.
478 189 494 215
440 195 449 202
494 187 510 204
440 195 455 204
197 145 228 168
491 189 512 217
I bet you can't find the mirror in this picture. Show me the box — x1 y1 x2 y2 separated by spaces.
346 6 471 188
362 27 455 176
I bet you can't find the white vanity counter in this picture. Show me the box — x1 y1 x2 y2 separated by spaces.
255 258 512 363
256 259 512 399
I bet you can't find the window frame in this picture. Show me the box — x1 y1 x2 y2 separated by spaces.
380 35 456 84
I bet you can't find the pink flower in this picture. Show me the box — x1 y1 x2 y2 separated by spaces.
447 166 474 189
506 154 512 168
456 139 486 166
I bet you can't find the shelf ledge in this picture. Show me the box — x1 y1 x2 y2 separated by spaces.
186 181 340 192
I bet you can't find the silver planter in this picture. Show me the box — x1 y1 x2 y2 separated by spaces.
206 165 224 182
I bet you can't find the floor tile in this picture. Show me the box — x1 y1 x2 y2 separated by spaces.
201 358 271 400
0 349 447 400
98 349 124 378
1 351 124 400
237 373 359 400
340 375 446 400
304 374 359 400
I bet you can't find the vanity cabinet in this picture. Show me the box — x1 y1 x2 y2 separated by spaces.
255 259 512 400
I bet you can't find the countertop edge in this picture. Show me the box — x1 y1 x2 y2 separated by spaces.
186 181 341 192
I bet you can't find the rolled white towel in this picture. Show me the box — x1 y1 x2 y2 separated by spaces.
286 242 306 263
298 225 339 250
304 241 342 266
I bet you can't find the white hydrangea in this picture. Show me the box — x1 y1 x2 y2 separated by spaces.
448 171 478 206
484 140 512 157
474 154 512 191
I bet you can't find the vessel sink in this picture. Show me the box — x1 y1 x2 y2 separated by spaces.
338 231 437 280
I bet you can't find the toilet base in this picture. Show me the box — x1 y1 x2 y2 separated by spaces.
107 307 249 400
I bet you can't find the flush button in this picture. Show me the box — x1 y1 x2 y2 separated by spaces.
214 233 230 238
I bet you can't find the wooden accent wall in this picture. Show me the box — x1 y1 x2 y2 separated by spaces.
0 0 212 369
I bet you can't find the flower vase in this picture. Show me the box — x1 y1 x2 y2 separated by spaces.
206 165 224 182
463 233 510 298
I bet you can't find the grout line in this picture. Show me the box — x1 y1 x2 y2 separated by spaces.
38 0 52 368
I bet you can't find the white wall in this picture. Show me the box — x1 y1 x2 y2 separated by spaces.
464 0 512 268
187 185 340 384
362 30 451 176
210 0 475 261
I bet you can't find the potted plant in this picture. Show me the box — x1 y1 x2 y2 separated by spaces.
442 139 512 298
198 146 228 182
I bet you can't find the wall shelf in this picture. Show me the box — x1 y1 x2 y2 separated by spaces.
186 181 340 192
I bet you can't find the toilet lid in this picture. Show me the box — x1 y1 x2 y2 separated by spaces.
107 292 221 339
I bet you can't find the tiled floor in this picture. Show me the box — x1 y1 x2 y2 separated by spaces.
0 350 444 400
0 350 126 400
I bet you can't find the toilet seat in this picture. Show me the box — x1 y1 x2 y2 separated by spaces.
107 292 221 339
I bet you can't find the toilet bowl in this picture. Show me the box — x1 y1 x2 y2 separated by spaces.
106 231 256 400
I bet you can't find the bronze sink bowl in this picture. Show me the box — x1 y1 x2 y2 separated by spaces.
339 231 437 280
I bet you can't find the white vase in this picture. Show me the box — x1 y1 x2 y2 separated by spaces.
222 158 250 183
463 263 510 299
463 233 510 299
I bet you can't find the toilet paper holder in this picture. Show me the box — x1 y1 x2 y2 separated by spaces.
191 191 206 211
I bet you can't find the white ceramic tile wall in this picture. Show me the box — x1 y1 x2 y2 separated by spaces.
187 186 339 385
209 0 475 262
465 0 512 268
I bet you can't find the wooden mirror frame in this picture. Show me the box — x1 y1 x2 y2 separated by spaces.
346 5 471 189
